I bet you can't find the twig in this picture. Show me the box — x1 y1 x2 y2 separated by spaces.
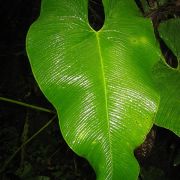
0 96 56 114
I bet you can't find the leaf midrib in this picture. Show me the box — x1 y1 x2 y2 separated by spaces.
95 32 113 176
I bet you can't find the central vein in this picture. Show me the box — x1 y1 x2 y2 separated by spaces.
96 32 109 124
95 32 113 177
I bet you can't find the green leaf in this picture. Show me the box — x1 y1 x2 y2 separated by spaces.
153 19 180 136
26 0 161 179
159 19 180 60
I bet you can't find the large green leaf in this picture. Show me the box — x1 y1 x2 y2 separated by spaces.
26 0 161 179
153 19 180 136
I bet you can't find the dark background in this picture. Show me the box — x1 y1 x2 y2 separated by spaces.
0 0 180 179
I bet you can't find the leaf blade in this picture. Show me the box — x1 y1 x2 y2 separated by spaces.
27 0 161 179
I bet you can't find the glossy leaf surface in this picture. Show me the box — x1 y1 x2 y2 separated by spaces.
26 0 161 179
154 19 180 136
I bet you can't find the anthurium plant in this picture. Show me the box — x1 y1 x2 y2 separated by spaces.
26 0 180 179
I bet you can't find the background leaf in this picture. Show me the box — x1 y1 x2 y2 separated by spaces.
153 18 180 136
159 18 180 60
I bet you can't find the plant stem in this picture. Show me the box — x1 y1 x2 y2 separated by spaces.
0 115 57 173
20 111 29 168
0 96 56 114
